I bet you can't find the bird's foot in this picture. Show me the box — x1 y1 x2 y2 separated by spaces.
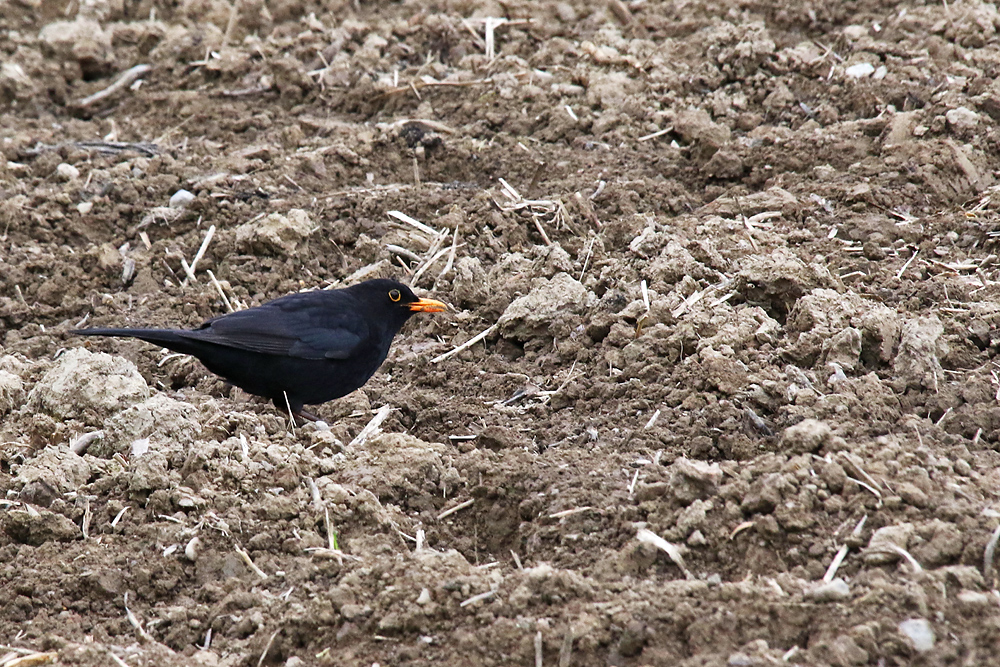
292 409 321 425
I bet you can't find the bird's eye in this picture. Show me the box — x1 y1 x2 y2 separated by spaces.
389 289 401 302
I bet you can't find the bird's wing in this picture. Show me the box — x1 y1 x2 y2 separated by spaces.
180 292 368 360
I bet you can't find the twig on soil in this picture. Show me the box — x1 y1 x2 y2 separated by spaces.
386 244 422 265
437 498 474 520
637 126 674 142
895 248 919 280
578 236 596 282
14 285 30 310
387 210 438 237
437 225 461 282
534 630 543 667
81 496 92 539
537 361 580 404
413 241 464 286
845 476 882 505
108 653 129 667
76 64 152 108
494 178 572 242
182 224 216 286
324 507 336 551
349 405 393 448
627 469 640 496
256 629 279 667
207 270 236 312
729 521 755 540
124 593 156 643
636 528 693 579
548 507 594 520
459 589 495 607
111 506 129 528
431 323 499 364
533 216 553 246
984 523 1000 581
235 544 269 580
511 550 524 569
223 0 243 45
886 544 923 573
282 391 296 436
673 278 732 318
837 453 884 492
823 514 867 583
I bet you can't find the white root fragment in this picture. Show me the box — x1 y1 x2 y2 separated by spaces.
235 544 269 580
207 270 236 312
77 64 152 108
437 498 474 520
636 528 693 579
459 589 495 607
183 224 216 286
387 210 438 238
823 514 867 583
349 404 393 448
431 323 499 364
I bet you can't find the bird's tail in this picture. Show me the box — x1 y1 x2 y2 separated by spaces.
72 328 199 355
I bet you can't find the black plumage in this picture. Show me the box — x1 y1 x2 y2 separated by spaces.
73 279 447 420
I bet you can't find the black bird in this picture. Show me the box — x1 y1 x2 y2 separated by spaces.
73 279 447 421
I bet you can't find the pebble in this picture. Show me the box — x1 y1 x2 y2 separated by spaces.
55 162 79 180
898 618 934 652
169 188 195 208
845 63 875 78
806 578 850 602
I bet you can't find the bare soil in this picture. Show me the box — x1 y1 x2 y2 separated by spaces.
4 0 1000 665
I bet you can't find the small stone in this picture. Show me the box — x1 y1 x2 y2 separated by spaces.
236 208 314 255
169 189 195 208
780 418 832 454
945 106 979 133
806 578 850 602
842 25 867 40
898 618 934 653
957 590 990 609
845 63 875 78
896 481 929 508
77 201 93 214
56 162 80 181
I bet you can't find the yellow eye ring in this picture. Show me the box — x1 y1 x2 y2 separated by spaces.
389 289 401 302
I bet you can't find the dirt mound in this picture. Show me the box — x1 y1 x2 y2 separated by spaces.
4 0 1000 665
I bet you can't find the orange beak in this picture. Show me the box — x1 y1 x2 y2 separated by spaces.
408 297 448 313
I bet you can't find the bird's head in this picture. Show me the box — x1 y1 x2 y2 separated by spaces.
349 279 448 329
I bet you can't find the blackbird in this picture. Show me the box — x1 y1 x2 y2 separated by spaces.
73 279 447 421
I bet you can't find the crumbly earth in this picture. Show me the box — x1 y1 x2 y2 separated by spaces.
4 0 1000 665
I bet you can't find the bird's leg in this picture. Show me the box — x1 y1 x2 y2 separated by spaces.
293 409 321 423
275 395 318 427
